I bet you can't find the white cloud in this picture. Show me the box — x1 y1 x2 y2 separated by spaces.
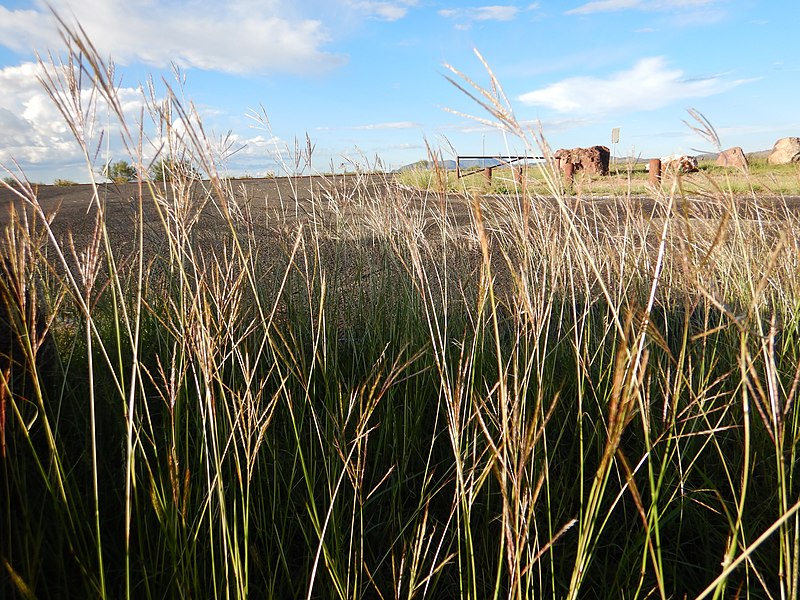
566 0 720 15
472 5 519 20
0 0 345 75
0 5 54 53
0 56 311 181
349 1 419 21
212 132 292 172
0 61 149 175
518 57 745 115
566 0 641 14
352 121 419 130
438 4 541 30
441 3 540 24
0 57 305 181
439 5 520 21
316 121 420 131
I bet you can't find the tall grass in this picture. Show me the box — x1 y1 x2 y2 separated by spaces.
1 32 800 599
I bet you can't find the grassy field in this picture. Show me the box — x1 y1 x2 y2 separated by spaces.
397 155 800 198
3 29 800 600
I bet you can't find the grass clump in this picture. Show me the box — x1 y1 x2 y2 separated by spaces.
1 34 800 600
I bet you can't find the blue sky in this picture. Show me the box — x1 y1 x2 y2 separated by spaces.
0 0 797 182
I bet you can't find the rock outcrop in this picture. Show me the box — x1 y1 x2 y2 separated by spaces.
661 154 698 174
768 137 800 165
554 146 610 176
716 147 749 170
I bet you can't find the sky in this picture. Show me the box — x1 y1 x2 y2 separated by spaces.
0 0 797 183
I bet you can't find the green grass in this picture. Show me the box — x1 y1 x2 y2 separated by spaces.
2 26 800 600
398 157 800 198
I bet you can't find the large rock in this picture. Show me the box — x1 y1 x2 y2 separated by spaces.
554 146 610 176
661 154 698 174
716 146 748 170
768 137 800 165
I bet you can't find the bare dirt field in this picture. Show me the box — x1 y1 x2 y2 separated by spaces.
0 175 400 262
0 173 382 233
3 174 800 261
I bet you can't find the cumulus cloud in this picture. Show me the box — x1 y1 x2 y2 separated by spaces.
0 61 151 174
566 0 720 15
0 5 54 53
518 57 746 115
0 0 345 75
0 58 296 181
0 61 227 173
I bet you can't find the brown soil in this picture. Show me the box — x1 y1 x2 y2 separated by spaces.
2 175 800 262
0 174 400 258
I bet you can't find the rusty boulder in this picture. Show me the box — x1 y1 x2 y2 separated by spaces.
554 146 610 176
768 137 800 165
661 154 698 174
716 147 749 170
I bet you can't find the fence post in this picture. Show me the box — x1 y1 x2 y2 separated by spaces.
484 167 493 185
648 159 662 187
563 162 575 187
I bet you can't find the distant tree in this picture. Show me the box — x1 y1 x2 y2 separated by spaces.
53 179 78 186
3 177 41 188
103 160 138 183
149 158 200 183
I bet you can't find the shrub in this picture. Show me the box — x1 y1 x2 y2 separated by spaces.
149 158 200 182
103 160 138 183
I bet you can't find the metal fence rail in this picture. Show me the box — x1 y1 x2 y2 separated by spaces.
455 155 545 183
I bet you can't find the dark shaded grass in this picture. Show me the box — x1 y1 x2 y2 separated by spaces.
3 224 797 597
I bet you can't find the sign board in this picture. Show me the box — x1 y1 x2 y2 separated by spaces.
611 127 620 144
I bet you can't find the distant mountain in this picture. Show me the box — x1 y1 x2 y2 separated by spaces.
689 149 772 162
395 158 510 172
747 149 771 160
